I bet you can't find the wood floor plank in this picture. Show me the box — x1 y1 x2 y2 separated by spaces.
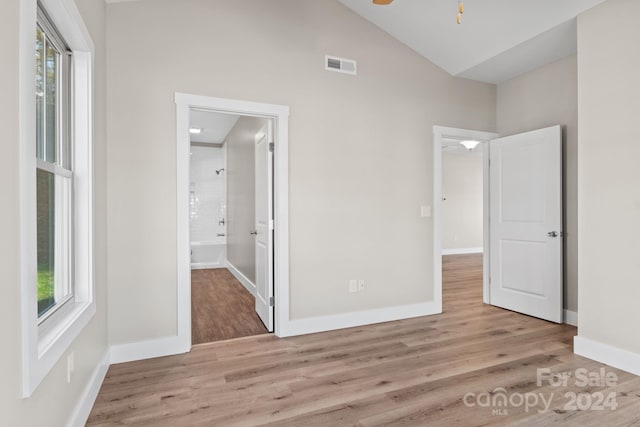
191 268 268 344
87 254 639 426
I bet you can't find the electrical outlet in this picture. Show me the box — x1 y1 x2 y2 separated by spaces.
349 279 357 293
67 352 75 383
358 279 365 291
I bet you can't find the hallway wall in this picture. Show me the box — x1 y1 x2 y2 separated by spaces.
441 152 484 252
226 116 267 285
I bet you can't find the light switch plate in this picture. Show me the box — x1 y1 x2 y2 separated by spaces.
349 280 357 293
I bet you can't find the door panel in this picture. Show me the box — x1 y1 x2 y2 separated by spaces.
489 125 563 323
499 144 546 223
254 122 274 331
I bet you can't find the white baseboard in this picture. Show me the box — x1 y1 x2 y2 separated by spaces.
574 336 640 376
564 309 578 326
442 247 483 255
110 336 189 364
226 260 256 296
191 262 225 270
67 350 110 427
279 301 441 337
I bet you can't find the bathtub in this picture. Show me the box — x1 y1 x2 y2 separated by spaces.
191 240 226 270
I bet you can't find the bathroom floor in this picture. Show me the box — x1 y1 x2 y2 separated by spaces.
191 268 268 344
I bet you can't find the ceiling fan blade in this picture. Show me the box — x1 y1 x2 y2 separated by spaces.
373 0 394 5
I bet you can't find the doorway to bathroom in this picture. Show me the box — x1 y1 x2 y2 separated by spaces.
176 93 290 350
188 110 272 344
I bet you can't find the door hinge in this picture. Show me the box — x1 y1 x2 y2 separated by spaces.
269 296 274 307
269 142 274 153
269 219 274 230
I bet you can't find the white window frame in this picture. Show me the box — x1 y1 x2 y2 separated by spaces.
35 5 75 325
20 0 95 397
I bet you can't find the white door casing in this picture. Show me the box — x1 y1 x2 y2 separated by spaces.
173 93 289 362
254 122 274 331
489 125 563 323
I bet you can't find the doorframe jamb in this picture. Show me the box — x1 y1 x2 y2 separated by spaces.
433 126 498 308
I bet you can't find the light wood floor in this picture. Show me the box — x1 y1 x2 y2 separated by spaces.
87 255 640 426
191 268 268 344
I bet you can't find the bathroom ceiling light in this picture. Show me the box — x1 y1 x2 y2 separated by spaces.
460 140 480 150
189 127 203 134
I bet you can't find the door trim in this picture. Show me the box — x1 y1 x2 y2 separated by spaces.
176 93 290 351
433 126 498 308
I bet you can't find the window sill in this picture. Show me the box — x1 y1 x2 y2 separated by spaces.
38 300 95 358
23 299 95 397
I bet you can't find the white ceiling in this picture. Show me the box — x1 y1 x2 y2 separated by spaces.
190 110 240 144
337 0 606 83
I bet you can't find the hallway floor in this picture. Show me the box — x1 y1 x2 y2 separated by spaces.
191 268 268 344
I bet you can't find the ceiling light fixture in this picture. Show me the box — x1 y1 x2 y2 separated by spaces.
457 1 465 24
189 127 202 134
460 140 480 150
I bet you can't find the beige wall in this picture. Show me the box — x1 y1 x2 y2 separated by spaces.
106 0 495 343
497 55 578 312
226 117 267 284
441 152 483 250
0 0 22 419
0 0 109 424
577 0 640 354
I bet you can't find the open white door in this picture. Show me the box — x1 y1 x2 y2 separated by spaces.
254 122 274 331
489 125 563 323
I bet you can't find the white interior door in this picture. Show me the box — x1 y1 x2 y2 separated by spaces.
489 125 563 323
254 121 274 331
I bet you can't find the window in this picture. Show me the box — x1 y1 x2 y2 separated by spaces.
36 6 73 323
21 0 95 397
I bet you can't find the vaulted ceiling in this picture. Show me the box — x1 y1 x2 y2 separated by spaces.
338 0 606 83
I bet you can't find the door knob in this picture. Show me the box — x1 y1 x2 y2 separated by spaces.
250 230 258 235
547 231 559 237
